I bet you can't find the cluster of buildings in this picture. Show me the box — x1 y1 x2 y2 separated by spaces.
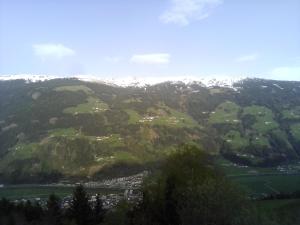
11 189 141 210
139 116 158 123
95 135 111 141
92 106 105 113
83 171 148 189
166 116 181 125
235 153 255 159
9 171 148 209
138 115 185 125
221 160 249 169
61 191 136 209
95 134 123 142
276 163 300 174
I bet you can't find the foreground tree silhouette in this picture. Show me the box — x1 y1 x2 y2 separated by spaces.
133 145 253 225
45 194 62 225
68 185 92 225
23 200 44 223
93 195 105 224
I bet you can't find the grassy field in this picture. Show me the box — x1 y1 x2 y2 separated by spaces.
63 97 108 115
251 135 270 147
291 123 300 142
98 134 125 148
125 104 197 128
223 130 249 150
49 129 124 147
209 101 240 124
216 157 300 196
0 143 40 171
159 105 198 128
256 198 300 224
0 186 122 200
217 157 278 175
49 128 79 137
282 106 300 120
231 175 300 196
209 104 280 158
125 109 141 124
0 131 129 178
123 97 142 103
257 198 300 210
54 85 93 94
242 105 279 134
209 88 226 95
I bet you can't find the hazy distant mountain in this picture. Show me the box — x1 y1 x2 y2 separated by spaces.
1 77 300 183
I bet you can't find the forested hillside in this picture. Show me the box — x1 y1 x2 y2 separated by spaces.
1 78 300 183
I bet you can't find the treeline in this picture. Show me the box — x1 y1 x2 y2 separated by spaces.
0 185 104 225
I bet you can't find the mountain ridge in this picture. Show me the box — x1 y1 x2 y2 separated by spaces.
0 74 245 88
1 77 300 183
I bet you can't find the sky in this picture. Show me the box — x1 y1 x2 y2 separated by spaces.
0 0 300 81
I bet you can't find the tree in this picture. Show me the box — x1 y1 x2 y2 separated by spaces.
45 194 62 225
102 200 131 225
164 175 180 225
93 194 105 224
134 145 252 225
23 200 44 223
7 214 16 225
0 198 14 217
68 185 92 225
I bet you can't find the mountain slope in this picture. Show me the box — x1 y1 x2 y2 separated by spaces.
0 78 300 183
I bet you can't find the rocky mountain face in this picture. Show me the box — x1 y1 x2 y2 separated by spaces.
1 78 300 183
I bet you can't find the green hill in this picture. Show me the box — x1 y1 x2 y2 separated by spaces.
1 78 300 183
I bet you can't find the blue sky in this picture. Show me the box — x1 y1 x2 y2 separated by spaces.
0 0 300 80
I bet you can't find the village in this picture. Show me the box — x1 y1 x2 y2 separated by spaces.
10 171 148 209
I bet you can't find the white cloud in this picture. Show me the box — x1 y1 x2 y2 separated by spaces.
104 56 121 63
271 66 300 81
236 53 259 62
160 0 223 26
130 53 171 64
33 43 75 59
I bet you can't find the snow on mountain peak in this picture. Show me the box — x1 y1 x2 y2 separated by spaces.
0 74 244 88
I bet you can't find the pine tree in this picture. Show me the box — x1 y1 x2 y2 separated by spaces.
68 185 92 225
23 200 44 223
93 194 105 224
7 214 16 225
164 175 180 225
46 194 62 225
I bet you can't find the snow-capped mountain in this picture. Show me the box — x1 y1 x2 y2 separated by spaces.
0 74 244 88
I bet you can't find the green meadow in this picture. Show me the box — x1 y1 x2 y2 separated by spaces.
0 186 122 200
